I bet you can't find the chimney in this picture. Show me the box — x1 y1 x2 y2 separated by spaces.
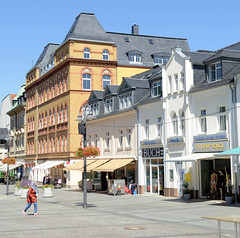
132 24 139 35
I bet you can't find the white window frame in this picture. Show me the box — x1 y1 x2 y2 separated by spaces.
209 62 222 82
103 49 109 60
145 119 149 139
200 109 207 133
126 129 132 147
82 73 91 90
172 113 178 136
219 106 226 131
174 74 178 92
119 130 123 147
152 81 161 97
106 132 110 149
103 75 111 89
129 53 141 63
168 76 172 94
156 117 162 138
84 48 90 59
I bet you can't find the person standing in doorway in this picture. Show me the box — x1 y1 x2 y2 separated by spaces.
22 181 39 216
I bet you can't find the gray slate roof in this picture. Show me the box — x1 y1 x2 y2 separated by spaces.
130 65 162 80
63 13 113 44
29 13 190 73
183 51 214 65
203 49 240 63
108 32 190 67
30 43 59 73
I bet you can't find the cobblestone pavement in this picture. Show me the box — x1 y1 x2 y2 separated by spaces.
0 184 239 237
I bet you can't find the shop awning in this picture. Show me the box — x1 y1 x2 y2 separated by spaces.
79 159 110 172
32 160 64 170
93 158 134 172
164 153 215 163
0 162 24 172
63 159 96 171
215 147 240 157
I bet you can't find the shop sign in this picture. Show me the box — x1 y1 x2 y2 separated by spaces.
140 139 162 145
167 136 184 143
193 141 229 152
142 147 164 158
193 133 227 142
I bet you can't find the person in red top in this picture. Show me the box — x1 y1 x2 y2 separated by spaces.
22 182 39 216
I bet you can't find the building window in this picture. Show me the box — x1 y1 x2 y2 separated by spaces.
174 74 178 92
180 72 184 91
180 111 185 135
103 75 111 89
103 49 109 60
88 135 91 146
219 106 226 131
129 53 141 63
200 109 207 133
152 81 161 97
119 92 132 109
119 130 123 147
84 48 90 59
154 55 169 65
127 129 132 147
172 113 178 136
106 132 110 149
168 76 172 94
57 107 60 124
209 62 222 82
145 119 149 139
94 134 97 147
156 117 162 138
82 73 91 90
104 98 113 113
65 135 68 152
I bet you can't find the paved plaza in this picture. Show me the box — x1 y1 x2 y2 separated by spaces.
0 184 240 237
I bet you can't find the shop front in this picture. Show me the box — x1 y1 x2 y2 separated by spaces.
193 133 230 199
141 140 164 195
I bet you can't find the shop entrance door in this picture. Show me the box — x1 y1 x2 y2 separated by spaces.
151 166 158 194
176 163 183 197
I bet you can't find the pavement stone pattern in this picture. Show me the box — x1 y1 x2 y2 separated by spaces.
0 184 239 237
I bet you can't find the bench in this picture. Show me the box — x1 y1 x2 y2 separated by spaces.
202 215 240 238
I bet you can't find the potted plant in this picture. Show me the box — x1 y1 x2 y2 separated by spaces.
14 181 21 196
74 145 100 159
42 184 54 198
183 181 191 200
21 185 30 199
225 184 233 204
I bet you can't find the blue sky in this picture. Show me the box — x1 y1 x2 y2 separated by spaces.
0 0 239 103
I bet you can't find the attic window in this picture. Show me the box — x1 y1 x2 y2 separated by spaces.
125 37 129 42
149 39 154 44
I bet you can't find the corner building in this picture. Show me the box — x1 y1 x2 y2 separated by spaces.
25 13 190 187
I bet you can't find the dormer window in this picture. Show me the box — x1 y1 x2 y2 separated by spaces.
90 102 99 116
151 80 162 97
152 53 170 65
84 48 90 59
119 92 132 109
104 98 113 113
209 62 222 82
127 50 142 64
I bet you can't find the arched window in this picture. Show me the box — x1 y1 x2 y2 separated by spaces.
53 108 55 125
39 114 42 129
102 75 111 89
103 49 109 60
49 110 52 126
84 48 90 59
82 73 91 90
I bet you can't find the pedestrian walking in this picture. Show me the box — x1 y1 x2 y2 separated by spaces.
22 181 39 216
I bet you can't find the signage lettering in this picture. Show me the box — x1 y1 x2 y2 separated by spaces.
142 147 163 158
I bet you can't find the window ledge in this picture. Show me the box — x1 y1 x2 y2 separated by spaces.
117 147 124 151
104 148 110 152
125 146 132 151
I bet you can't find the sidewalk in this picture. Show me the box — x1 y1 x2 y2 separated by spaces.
0 184 239 237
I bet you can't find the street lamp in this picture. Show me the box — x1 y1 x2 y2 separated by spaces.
76 104 93 209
